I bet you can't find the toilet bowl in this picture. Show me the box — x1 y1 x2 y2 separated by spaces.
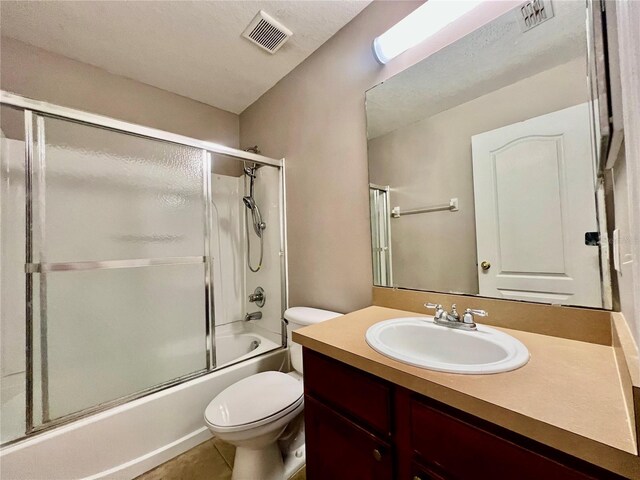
204 307 341 480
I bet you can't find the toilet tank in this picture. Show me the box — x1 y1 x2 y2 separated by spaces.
285 307 342 374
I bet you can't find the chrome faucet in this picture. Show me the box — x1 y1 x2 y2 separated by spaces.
248 286 266 308
244 311 262 321
445 303 460 322
427 303 446 321
424 303 487 331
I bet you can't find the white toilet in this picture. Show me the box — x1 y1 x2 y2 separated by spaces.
204 307 341 480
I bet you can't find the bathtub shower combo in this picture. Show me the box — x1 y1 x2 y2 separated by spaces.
0 92 288 478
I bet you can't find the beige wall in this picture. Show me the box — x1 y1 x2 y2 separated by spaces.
368 58 589 295
240 0 517 313
0 37 239 148
613 148 638 344
613 0 640 347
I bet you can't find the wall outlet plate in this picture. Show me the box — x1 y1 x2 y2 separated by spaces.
613 228 621 272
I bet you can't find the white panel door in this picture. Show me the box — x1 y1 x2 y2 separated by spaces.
472 103 602 307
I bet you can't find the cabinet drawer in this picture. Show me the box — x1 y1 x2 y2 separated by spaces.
305 395 393 480
410 398 597 480
303 348 391 435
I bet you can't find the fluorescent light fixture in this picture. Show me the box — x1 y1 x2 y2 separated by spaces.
373 0 485 64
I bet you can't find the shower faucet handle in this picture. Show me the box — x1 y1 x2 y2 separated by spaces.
248 286 266 308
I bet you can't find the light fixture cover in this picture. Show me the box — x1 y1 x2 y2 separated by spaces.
373 0 484 64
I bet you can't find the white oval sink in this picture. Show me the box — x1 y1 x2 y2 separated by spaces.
365 317 529 374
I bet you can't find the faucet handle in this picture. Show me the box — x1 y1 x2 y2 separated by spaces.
424 303 445 320
462 308 487 325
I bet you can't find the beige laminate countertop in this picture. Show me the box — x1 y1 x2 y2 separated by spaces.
293 306 639 479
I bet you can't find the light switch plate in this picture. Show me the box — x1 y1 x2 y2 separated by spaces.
613 228 621 272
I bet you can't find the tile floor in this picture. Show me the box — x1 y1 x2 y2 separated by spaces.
135 438 306 480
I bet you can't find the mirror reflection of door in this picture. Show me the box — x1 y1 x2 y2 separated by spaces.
369 185 393 287
365 1 612 309
471 103 603 308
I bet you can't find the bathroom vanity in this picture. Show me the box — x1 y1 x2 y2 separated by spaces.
312 3 640 477
295 305 639 480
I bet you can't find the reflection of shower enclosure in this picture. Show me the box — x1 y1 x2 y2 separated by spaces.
0 92 287 445
369 184 392 287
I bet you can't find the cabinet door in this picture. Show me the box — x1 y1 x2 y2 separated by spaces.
305 395 393 480
412 462 448 480
303 348 392 436
411 399 598 480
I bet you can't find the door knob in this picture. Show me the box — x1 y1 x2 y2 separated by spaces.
372 448 382 461
480 261 491 271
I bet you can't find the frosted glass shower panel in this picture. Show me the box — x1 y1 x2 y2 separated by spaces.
37 117 205 262
0 106 27 443
36 264 207 420
31 116 211 424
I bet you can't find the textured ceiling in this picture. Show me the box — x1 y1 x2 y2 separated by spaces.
0 1 370 114
366 1 587 139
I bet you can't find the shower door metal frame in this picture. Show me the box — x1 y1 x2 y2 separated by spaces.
1 90 287 444
1 92 282 168
369 184 393 287
23 110 35 435
203 151 216 371
278 158 289 347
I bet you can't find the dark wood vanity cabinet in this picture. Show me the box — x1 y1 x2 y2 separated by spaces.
303 348 617 480
408 398 599 480
305 395 393 480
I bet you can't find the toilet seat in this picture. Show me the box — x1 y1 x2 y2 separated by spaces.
204 371 303 433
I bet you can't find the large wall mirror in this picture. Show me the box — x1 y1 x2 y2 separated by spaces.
366 1 613 309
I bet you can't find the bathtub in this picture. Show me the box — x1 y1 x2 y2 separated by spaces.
0 323 286 480
216 321 282 368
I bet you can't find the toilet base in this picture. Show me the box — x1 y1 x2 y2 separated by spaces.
232 443 284 480
283 444 305 479
280 412 306 479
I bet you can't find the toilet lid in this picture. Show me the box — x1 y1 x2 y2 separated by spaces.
205 371 303 429
284 307 342 326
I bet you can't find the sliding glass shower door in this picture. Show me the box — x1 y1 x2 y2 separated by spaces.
28 115 214 427
2 93 286 445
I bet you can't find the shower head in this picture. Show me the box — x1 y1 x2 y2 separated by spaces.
243 195 266 237
242 163 266 271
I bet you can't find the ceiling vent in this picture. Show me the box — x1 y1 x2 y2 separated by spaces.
242 11 292 54
517 0 554 32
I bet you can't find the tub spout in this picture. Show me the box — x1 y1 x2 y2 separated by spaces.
245 311 262 321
